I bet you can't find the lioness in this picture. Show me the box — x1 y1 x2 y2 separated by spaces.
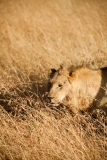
48 66 107 113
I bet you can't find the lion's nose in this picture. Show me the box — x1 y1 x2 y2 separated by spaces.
47 95 54 103
47 95 54 100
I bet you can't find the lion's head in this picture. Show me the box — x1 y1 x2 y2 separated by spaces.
47 65 107 114
48 66 75 106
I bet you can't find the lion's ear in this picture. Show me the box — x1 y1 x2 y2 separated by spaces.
49 68 57 78
68 71 78 83
51 68 57 73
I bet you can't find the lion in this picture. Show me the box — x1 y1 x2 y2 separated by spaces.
48 66 107 113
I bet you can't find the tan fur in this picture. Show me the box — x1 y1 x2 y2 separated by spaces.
48 67 107 113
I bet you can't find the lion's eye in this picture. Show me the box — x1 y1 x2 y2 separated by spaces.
58 84 62 88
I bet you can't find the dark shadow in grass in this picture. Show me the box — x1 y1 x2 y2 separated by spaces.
0 80 49 117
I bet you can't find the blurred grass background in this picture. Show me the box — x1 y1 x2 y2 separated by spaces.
0 0 107 82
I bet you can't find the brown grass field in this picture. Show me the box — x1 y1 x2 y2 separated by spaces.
0 0 107 159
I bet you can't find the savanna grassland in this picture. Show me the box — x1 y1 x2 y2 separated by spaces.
0 0 107 159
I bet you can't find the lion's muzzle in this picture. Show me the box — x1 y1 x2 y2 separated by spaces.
47 94 54 103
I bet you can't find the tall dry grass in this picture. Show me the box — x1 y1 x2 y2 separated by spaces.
0 0 107 159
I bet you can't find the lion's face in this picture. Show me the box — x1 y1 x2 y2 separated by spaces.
48 68 72 106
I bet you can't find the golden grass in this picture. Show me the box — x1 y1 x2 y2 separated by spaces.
0 0 107 159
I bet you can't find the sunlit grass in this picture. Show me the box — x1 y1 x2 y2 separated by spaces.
0 0 107 159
